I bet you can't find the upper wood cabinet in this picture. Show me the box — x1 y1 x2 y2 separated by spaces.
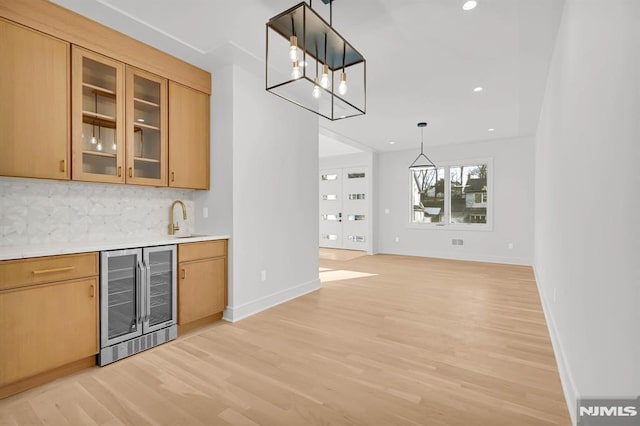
169 82 210 190
71 46 125 184
1 1 211 190
0 18 70 180
126 67 168 186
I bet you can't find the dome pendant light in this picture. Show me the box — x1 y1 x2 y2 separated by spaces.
409 122 436 170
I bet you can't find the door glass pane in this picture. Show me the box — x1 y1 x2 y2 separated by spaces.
450 164 488 224
148 250 172 326
107 254 138 340
133 75 162 179
82 57 118 176
411 167 445 223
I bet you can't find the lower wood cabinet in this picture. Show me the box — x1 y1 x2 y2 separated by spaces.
177 240 227 334
0 253 99 398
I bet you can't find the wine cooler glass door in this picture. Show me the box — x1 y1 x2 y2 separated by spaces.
143 245 176 333
101 249 143 347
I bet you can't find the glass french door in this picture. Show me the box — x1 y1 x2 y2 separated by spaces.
100 249 143 347
143 246 176 333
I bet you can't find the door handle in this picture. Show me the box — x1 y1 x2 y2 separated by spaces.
128 167 133 178
117 166 122 177
181 268 186 280
60 159 66 173
89 284 95 298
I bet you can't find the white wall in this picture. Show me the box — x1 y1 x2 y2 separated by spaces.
534 0 640 422
0 177 194 246
195 60 320 321
376 136 535 265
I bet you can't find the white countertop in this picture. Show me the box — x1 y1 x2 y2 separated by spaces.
0 234 230 261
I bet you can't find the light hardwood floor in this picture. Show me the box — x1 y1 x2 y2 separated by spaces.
0 253 570 425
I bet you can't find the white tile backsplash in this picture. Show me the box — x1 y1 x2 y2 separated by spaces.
0 177 195 246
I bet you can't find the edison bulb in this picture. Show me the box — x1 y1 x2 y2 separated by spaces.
112 142 117 151
338 72 348 95
289 36 298 62
291 61 302 79
96 141 103 151
320 64 329 89
312 79 321 99
90 135 97 145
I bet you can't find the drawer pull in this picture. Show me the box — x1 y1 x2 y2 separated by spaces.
60 159 66 173
117 166 122 177
129 167 133 178
171 171 175 182
89 284 95 298
32 266 75 275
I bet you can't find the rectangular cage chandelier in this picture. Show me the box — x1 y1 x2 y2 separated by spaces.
266 0 366 121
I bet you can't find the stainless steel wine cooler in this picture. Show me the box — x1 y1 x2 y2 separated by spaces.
98 245 177 366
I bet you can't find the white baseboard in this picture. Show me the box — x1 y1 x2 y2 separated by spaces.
533 266 578 425
377 248 531 266
223 278 321 323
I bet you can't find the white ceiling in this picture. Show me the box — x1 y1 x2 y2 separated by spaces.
52 0 565 153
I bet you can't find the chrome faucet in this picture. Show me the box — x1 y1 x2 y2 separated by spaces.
169 200 187 235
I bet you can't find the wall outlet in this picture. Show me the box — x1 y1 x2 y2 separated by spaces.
507 242 514 249
451 239 464 246
203 207 209 218
261 270 267 282
395 236 399 243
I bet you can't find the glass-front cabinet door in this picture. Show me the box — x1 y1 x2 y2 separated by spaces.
143 245 176 333
72 46 125 183
126 67 168 186
101 249 143 347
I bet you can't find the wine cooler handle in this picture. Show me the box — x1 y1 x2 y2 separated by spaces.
136 260 143 326
145 264 151 322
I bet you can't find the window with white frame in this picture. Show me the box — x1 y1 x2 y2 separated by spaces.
411 162 490 226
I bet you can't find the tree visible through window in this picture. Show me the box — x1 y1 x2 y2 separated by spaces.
411 163 489 225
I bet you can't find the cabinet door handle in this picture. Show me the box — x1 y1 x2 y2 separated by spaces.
128 167 133 178
32 266 75 275
117 166 122 177
171 171 175 182
181 269 186 280
89 284 95 298
60 159 66 173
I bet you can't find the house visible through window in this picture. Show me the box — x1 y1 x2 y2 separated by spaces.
411 163 489 226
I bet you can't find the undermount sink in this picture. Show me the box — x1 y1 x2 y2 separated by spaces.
173 234 209 239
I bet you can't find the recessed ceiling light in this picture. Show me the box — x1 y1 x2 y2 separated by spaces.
389 141 396 145
462 1 477 11
473 87 483 92
488 128 495 132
